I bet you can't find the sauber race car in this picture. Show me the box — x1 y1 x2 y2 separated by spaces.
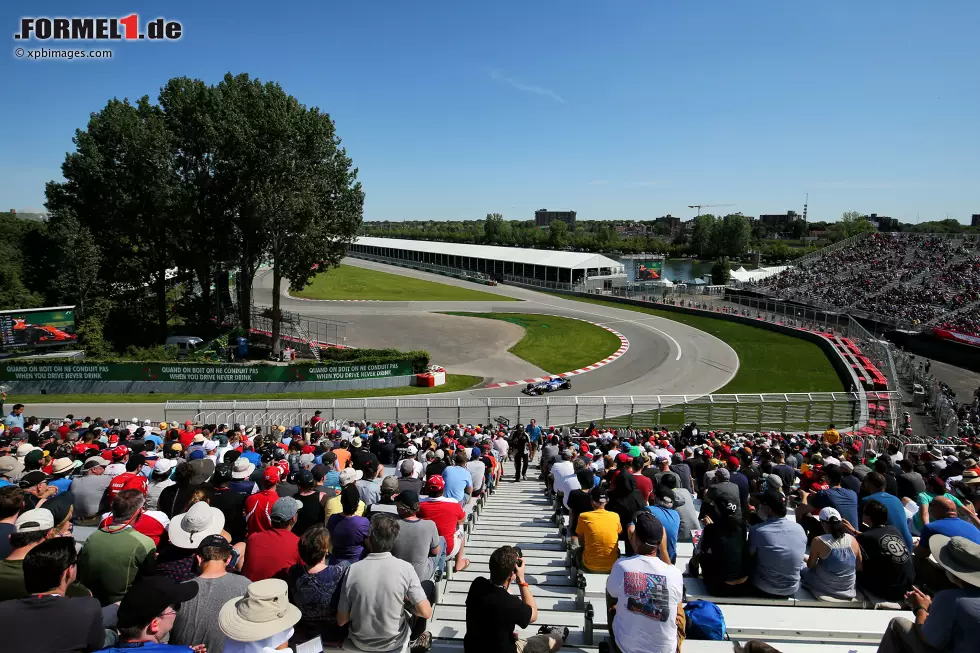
522 376 572 395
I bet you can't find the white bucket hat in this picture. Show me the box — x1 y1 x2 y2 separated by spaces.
219 578 301 642
232 457 255 480
168 501 226 549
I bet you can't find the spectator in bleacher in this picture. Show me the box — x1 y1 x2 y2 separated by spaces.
566 469 596 539
355 459 381 507
874 457 901 498
338 514 433 652
325 485 370 565
241 493 302 582
646 485 680 564
842 499 913 601
169 534 250 653
366 476 401 518
669 452 693 494
913 496 980 594
771 451 796 490
876 535 980 653
217 578 302 653
549 451 576 509
391 489 442 584
605 510 684 653
467 448 487 498
573 486 621 573
101 576 201 653
286 525 350 648
703 468 741 523
661 474 697 542
861 472 915 552
910 475 971 535
442 452 473 505
801 507 861 600
325 467 366 521
748 489 807 597
631 456 653 503
243 465 281 535
689 488 751 597
840 460 863 494
463 544 567 653
798 464 859 541
418 474 470 573
77 491 157 606
897 459 927 501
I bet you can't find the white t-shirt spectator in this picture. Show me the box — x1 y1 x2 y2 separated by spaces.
492 438 508 459
551 460 576 509
605 554 684 653
466 459 486 493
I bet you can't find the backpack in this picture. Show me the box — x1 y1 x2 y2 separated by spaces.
684 600 727 641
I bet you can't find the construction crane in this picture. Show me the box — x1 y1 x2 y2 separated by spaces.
688 203 735 217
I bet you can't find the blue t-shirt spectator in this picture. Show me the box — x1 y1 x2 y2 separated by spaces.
812 487 859 526
441 466 472 503
527 424 542 443
861 492 914 552
646 505 680 563
748 516 807 596
3 413 24 429
920 518 980 549
323 470 341 489
144 434 163 447
49 477 73 495
920 587 980 653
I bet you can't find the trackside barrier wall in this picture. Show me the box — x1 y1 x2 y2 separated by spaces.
165 391 900 435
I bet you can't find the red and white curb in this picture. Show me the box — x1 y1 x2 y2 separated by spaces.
285 290 382 302
486 319 630 389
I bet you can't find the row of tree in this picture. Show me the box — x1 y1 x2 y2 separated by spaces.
33 73 363 354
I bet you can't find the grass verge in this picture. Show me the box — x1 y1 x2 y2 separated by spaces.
441 312 622 375
293 264 517 302
545 295 843 393
12 374 484 403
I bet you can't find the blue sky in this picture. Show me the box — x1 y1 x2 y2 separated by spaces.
1 1 978 223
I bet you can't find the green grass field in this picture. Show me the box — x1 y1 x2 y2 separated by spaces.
547 295 844 393
441 312 622 374
13 374 483 403
293 264 517 301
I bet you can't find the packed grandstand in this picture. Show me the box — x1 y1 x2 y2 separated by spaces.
1 406 980 653
753 232 980 334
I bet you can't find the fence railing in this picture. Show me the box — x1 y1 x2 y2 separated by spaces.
165 391 900 436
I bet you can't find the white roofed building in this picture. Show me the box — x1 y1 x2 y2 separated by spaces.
350 236 626 288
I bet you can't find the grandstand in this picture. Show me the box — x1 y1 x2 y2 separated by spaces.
753 232 980 331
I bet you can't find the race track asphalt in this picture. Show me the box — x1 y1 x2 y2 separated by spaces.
27 258 739 421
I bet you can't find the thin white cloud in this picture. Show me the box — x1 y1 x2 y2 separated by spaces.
489 69 565 103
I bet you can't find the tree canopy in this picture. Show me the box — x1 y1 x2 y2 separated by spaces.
40 72 363 354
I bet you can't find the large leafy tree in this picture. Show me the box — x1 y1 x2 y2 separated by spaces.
46 96 178 342
691 214 717 257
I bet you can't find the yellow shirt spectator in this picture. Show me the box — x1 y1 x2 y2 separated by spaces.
576 507 622 573
823 427 840 446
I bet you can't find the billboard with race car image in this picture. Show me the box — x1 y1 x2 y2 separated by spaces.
626 258 664 282
0 306 77 349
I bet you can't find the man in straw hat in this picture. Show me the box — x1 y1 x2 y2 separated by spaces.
876 534 980 653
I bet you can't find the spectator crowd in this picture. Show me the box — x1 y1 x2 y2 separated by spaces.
0 404 979 653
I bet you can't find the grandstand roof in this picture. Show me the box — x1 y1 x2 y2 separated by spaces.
354 236 625 271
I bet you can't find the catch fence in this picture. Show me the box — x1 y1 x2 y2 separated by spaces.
165 391 900 436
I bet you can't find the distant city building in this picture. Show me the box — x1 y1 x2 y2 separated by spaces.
972 214 980 228
534 209 576 229
654 215 681 234
758 211 800 235
863 213 899 231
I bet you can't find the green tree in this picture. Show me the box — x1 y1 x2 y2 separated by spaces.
484 213 504 244
548 219 569 249
830 211 876 241
711 258 732 285
692 214 717 257
720 214 751 257
46 212 102 315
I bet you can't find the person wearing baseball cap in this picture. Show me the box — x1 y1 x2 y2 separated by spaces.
418 474 470 573
100 576 199 652
242 497 302 582
571 486 620 573
800 506 861 600
606 509 683 653
748 489 808 597
392 489 442 583
243 466 283 536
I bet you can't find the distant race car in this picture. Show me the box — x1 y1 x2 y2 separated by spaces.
523 376 572 395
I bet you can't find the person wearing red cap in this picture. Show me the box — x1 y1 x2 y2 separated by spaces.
418 475 469 573
104 445 131 478
245 466 283 535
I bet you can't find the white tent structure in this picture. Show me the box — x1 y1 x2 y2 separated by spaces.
350 236 625 285
730 265 791 283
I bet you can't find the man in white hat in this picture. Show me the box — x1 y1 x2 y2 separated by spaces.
218 578 300 652
877 534 980 653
